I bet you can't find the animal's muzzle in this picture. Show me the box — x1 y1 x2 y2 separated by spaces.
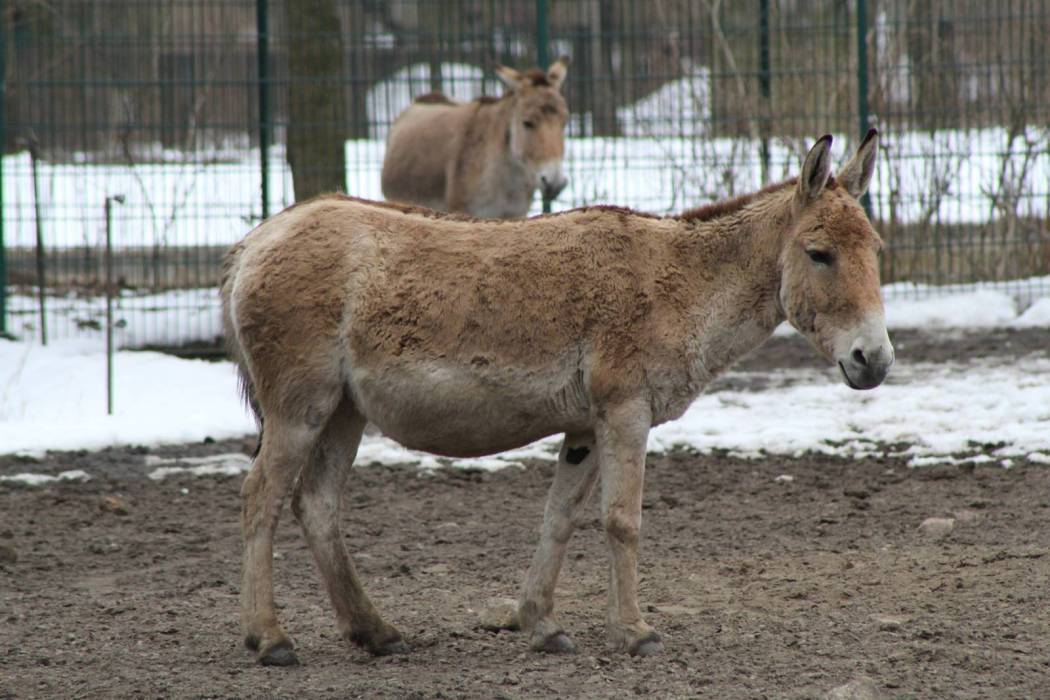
838 339 894 390
540 174 568 201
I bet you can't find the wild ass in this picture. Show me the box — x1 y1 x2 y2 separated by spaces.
381 58 570 218
222 130 893 666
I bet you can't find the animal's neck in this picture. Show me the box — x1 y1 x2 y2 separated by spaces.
670 190 793 380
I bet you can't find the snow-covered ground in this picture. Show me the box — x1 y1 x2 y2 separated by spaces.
1 286 1048 484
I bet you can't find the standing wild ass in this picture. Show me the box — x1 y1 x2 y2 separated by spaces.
381 58 570 218
222 130 893 666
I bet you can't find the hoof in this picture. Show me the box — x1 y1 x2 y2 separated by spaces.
351 629 409 657
628 632 664 658
258 640 299 666
371 638 410 656
534 631 576 654
244 634 260 651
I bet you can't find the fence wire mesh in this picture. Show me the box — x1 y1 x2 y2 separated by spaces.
2 0 1048 347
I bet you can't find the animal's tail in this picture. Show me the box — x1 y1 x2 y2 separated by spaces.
220 239 263 453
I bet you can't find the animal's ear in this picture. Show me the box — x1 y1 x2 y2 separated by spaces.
837 127 879 199
495 65 524 92
547 56 570 91
797 134 833 205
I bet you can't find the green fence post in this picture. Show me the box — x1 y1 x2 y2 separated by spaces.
257 0 271 220
0 0 6 336
856 0 873 219
758 0 771 186
536 0 552 214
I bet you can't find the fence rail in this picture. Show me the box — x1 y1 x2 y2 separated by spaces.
2 0 1048 346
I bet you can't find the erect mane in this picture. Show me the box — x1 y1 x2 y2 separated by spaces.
676 175 839 224
524 68 551 86
676 178 797 223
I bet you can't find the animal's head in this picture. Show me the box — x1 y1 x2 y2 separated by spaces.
779 129 894 390
496 57 570 200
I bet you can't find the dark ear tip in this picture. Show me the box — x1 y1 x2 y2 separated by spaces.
819 133 833 146
863 127 878 143
556 54 571 66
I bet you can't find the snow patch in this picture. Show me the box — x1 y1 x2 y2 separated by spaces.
1014 298 1050 327
146 453 253 480
0 469 91 486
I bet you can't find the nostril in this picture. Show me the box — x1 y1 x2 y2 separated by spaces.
852 348 868 367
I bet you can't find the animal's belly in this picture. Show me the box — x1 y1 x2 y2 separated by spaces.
347 360 590 457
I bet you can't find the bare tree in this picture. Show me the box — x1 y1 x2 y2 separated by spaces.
285 0 347 200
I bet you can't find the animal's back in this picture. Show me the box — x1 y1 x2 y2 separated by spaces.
381 99 469 210
224 196 685 449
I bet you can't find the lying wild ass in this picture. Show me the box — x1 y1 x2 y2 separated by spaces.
222 130 892 666
381 58 570 218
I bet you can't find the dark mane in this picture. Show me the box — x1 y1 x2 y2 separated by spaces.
524 68 551 86
676 177 798 223
414 92 456 105
676 175 840 223
413 93 509 107
279 177 835 227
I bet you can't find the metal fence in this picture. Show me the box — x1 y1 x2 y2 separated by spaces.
2 0 1048 347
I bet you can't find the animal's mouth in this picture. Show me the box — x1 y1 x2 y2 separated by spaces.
838 361 861 390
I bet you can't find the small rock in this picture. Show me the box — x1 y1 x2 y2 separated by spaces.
422 562 450 575
0 543 17 565
918 517 955 540
953 509 981 523
774 474 795 483
475 597 518 631
649 603 701 616
825 676 882 700
99 495 129 516
872 615 905 632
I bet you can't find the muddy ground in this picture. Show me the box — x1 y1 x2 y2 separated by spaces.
2 328 1050 699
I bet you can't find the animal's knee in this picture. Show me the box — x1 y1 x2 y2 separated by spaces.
241 464 263 500
603 508 639 546
290 480 306 523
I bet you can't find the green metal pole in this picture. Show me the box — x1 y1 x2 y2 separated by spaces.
29 138 46 345
0 0 7 336
758 0 771 186
105 197 114 415
257 0 271 220
536 0 552 214
856 0 873 219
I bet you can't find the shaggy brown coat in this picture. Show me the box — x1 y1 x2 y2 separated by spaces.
381 59 570 218
222 131 892 666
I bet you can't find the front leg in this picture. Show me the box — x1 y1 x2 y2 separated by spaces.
518 433 600 653
596 400 664 657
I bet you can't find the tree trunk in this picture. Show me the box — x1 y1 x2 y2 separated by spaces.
284 0 347 200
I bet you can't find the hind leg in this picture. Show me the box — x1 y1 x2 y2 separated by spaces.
241 401 336 665
517 433 600 653
291 402 407 656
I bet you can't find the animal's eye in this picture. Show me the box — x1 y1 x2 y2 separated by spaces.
523 120 536 129
807 250 834 266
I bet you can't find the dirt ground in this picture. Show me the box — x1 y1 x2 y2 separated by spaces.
2 329 1050 699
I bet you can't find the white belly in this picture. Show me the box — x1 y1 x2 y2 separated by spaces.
346 359 591 457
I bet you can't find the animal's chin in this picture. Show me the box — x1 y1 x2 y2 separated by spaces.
838 361 862 390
